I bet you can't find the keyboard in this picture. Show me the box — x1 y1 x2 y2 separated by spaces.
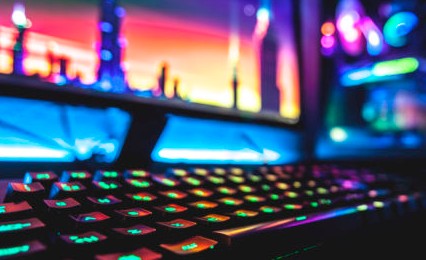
1 164 426 259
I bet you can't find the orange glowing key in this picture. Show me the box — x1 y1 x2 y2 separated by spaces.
160 236 218 256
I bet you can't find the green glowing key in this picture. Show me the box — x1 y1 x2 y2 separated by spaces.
118 255 141 260
182 243 198 251
55 201 67 207
36 173 50 180
0 244 30 257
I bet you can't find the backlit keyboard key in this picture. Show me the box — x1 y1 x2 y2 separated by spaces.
212 168 227 176
60 231 107 245
115 208 152 221
112 224 156 237
190 168 209 177
217 197 244 206
61 171 92 184
0 217 45 237
95 247 162 260
238 185 256 193
93 170 121 181
187 188 213 198
87 195 122 208
44 198 81 213
156 218 197 230
23 171 58 189
155 204 188 214
160 235 218 256
230 209 259 218
92 180 122 192
244 195 266 203
126 192 157 203
228 176 245 184
259 206 282 214
124 169 150 179
182 176 203 186
5 182 46 202
167 168 189 177
206 176 225 185
217 186 237 195
125 178 152 189
159 190 188 200
70 211 110 225
0 201 33 220
152 175 180 187
0 240 47 259
196 214 230 224
49 182 86 199
188 200 218 210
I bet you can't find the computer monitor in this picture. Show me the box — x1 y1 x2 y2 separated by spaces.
316 0 426 160
0 0 304 171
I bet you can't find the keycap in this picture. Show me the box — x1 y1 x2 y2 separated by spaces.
44 198 81 213
159 190 188 200
238 185 256 193
189 168 209 177
49 182 86 199
115 208 152 221
217 197 244 206
160 236 218 256
87 195 122 208
182 176 203 186
244 195 266 203
167 168 189 177
0 240 47 259
92 181 122 193
95 247 162 260
187 188 213 198
93 170 121 181
206 176 225 185
155 204 188 215
0 217 45 238
0 201 33 220
228 176 245 184
70 212 110 227
229 209 259 218
156 218 197 231
5 182 46 202
196 214 231 225
259 206 282 214
216 186 237 195
125 179 152 190
123 169 150 179
188 200 218 210
61 171 92 185
60 231 107 245
126 192 157 203
112 224 156 237
211 168 226 176
152 175 180 187
23 171 58 189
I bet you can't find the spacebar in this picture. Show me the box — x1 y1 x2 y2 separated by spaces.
213 205 370 248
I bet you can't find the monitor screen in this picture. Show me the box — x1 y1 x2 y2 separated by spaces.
316 0 426 159
0 0 301 124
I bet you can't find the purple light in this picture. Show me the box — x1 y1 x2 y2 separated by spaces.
321 35 335 49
